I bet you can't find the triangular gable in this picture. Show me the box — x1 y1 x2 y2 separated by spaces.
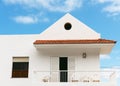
39 13 100 40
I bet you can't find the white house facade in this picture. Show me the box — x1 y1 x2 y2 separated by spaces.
0 14 117 86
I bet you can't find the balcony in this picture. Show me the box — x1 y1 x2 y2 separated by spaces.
33 70 117 86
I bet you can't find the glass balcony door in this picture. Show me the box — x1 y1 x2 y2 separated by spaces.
59 57 68 82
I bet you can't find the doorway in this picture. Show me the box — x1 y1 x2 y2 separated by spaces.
59 57 68 82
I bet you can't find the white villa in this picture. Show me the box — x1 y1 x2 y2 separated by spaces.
0 13 117 86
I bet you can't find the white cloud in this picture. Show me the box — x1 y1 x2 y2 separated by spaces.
3 0 82 23
3 0 82 12
13 16 38 24
4 0 120 17
92 0 113 3
103 1 120 16
13 15 49 24
92 0 120 16
111 50 120 60
42 18 49 22
100 55 111 59
102 68 120 78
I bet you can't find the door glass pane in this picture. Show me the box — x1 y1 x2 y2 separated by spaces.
59 57 68 82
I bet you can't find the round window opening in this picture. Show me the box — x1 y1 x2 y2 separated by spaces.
64 23 72 30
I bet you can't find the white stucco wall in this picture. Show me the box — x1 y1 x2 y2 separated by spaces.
0 35 101 86
0 35 50 86
75 48 100 71
39 13 100 40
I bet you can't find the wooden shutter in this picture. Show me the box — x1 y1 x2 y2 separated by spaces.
12 57 29 78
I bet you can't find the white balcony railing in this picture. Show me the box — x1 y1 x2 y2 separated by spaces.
33 70 117 83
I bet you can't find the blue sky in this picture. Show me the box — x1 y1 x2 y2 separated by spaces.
0 0 120 68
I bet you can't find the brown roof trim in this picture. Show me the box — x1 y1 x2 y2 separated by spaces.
33 39 116 44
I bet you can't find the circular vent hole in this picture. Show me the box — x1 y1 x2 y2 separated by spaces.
64 23 72 30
